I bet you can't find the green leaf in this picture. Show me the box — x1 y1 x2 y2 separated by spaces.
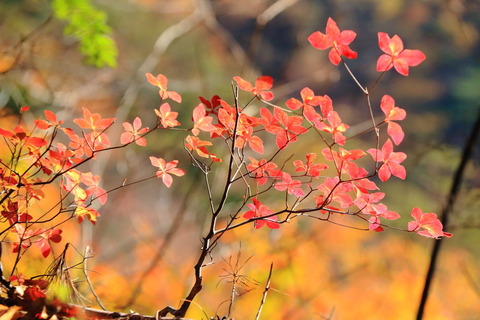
52 0 118 68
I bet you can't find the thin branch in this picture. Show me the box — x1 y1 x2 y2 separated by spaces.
83 246 106 310
0 15 53 75
254 263 273 320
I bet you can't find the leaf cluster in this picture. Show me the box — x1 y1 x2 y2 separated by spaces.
51 0 118 68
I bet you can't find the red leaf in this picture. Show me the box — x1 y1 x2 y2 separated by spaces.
232 76 253 92
243 198 279 229
146 73 182 103
247 135 264 154
73 107 115 131
185 135 212 158
24 287 46 301
0 128 14 137
150 156 186 188
233 76 274 101
155 103 181 128
380 95 406 145
274 172 304 197
376 32 426 76
247 158 279 186
192 104 216 136
408 208 453 238
121 117 149 146
368 139 407 182
308 17 357 65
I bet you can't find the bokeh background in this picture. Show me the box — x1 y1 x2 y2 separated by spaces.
1 0 479 319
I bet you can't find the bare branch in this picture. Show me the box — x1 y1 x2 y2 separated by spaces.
83 246 106 310
254 263 273 320
416 105 480 320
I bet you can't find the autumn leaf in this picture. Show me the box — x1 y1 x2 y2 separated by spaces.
286 87 319 111
37 228 63 258
185 135 213 158
23 287 47 301
233 76 274 101
408 208 452 239
367 139 407 182
34 110 64 129
234 125 264 154
121 117 149 146
376 32 426 76
261 107 305 149
380 95 406 145
82 172 108 205
199 95 222 115
73 107 115 131
192 104 216 136
150 156 186 188
74 205 100 225
316 111 349 145
293 153 327 177
308 17 357 65
243 198 279 229
317 177 353 208
274 172 304 197
155 103 180 128
247 158 280 186
146 73 182 103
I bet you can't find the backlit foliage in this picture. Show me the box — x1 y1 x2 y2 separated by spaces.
0 16 459 320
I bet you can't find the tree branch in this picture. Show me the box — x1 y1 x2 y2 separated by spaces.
416 105 480 320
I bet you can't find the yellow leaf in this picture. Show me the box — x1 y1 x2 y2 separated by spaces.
0 53 15 74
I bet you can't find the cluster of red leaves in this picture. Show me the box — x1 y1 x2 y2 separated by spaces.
0 15 453 320
0 276 78 319
308 17 426 76
0 17 447 269
0 73 191 260
142 64 449 239
0 107 155 260
0 76 191 260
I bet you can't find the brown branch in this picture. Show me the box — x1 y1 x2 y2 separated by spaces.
159 82 249 318
416 105 480 320
71 304 192 320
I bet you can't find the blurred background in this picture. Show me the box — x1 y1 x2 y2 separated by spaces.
1 0 479 319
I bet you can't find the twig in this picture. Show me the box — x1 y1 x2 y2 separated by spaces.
415 105 480 320
83 246 106 310
0 15 53 75
254 263 273 320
